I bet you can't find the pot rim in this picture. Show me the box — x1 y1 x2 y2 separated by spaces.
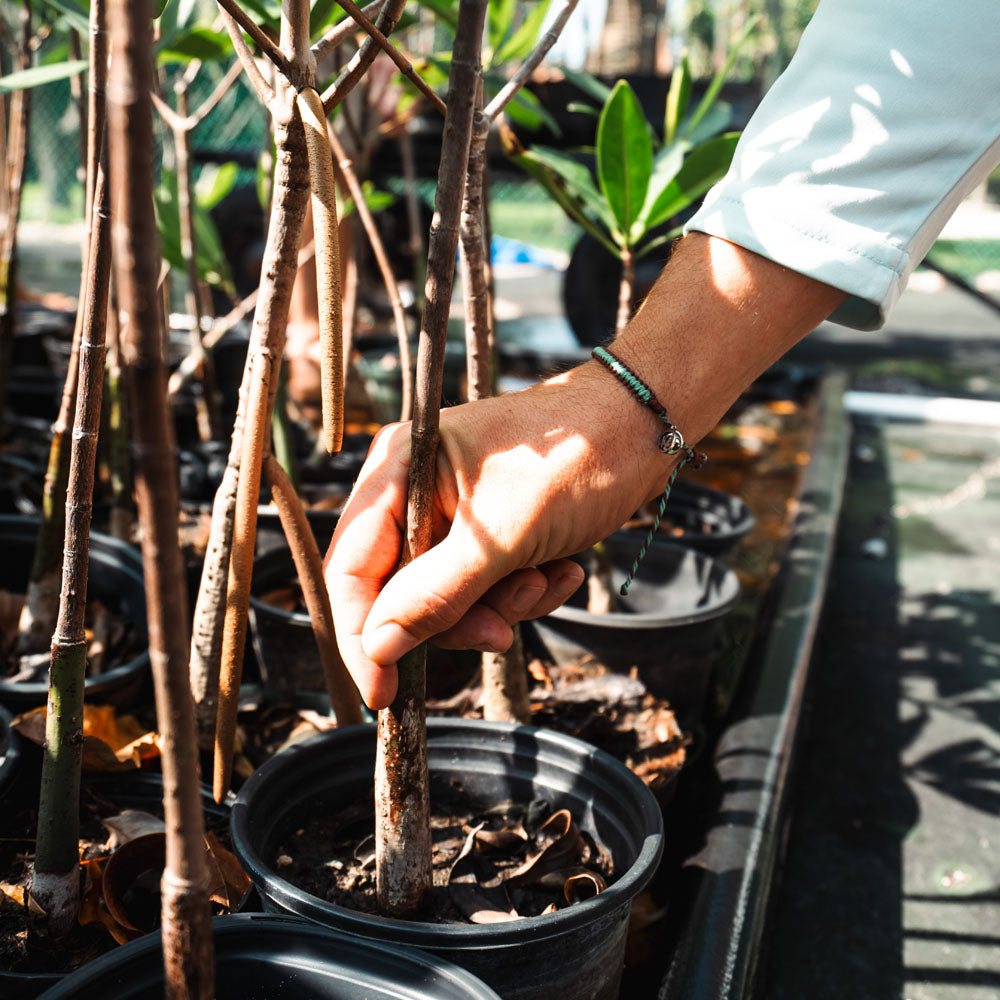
35 913 502 1000
231 718 664 948
547 539 741 628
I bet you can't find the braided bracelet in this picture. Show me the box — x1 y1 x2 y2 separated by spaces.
591 345 707 595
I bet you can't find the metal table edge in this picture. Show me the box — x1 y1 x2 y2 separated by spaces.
657 371 851 1000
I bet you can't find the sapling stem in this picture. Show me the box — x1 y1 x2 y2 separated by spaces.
105 291 132 542
109 2 213 992
375 0 488 919
17 0 108 663
31 153 111 938
196 0 313 760
297 85 344 453
616 248 634 336
270 359 300 488
263 454 363 723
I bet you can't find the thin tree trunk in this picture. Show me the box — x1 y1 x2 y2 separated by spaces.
17 0 108 661
30 153 111 939
263 454 363 723
329 126 412 420
198 0 313 759
482 629 530 724
109 3 213 994
615 248 634 335
375 0 488 919
188 88 310 742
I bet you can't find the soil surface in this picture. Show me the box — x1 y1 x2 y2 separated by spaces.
273 790 614 924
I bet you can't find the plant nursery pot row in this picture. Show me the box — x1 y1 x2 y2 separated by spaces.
0 516 150 711
230 719 664 1000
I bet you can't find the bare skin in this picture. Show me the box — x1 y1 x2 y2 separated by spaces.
325 233 847 709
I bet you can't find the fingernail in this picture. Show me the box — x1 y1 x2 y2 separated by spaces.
512 585 544 616
553 569 583 595
363 622 418 664
473 641 504 653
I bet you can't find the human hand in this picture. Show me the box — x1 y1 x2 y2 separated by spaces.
324 361 677 708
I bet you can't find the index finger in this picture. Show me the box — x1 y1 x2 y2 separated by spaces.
324 424 409 708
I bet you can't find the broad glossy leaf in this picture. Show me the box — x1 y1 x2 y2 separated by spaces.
157 26 231 64
528 145 618 237
0 60 88 94
195 162 239 209
596 80 652 240
343 181 395 218
507 147 620 255
640 132 739 230
681 13 759 141
633 140 687 238
663 49 691 145
494 0 552 66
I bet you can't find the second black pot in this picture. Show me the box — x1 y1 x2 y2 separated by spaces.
231 719 664 1000
38 913 500 999
0 516 151 710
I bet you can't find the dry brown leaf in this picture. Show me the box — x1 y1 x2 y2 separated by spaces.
102 810 165 850
204 830 251 910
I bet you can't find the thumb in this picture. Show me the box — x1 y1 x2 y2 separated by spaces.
361 525 507 666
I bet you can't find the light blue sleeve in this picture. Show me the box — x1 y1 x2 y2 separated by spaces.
684 0 1000 330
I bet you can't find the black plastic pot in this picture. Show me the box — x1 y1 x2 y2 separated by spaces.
231 719 664 1000
0 516 151 710
37 913 501 999
525 538 740 728
621 479 755 558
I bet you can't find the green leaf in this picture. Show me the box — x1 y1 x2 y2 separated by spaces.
558 65 612 105
502 87 560 136
488 0 517 55
663 49 691 145
195 162 240 209
343 181 396 218
42 0 89 35
157 26 231 64
238 0 282 32
681 13 759 141
0 59 88 94
683 101 731 145
567 101 599 118
527 146 618 237
507 147 619 256
596 80 652 241
633 140 687 238
639 132 739 230
153 0 172 17
309 0 340 36
634 225 683 260
155 169 235 293
494 0 552 65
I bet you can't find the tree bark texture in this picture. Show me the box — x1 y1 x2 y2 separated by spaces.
375 0 489 920
188 90 309 740
31 155 111 937
109 3 213 995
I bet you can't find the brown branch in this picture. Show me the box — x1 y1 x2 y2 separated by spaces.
219 8 274 106
459 106 490 402
297 86 343 453
263 455 363 724
320 0 412 115
331 1 444 115
310 0 382 62
329 125 412 420
109 0 214 994
375 0 489 920
483 0 581 123
189 19 311 745
215 0 293 78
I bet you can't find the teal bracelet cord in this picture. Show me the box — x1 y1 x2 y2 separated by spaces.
591 345 706 595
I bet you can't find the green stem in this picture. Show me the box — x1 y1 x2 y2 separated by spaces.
270 360 300 492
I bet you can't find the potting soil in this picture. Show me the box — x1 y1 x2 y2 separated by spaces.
271 791 615 924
